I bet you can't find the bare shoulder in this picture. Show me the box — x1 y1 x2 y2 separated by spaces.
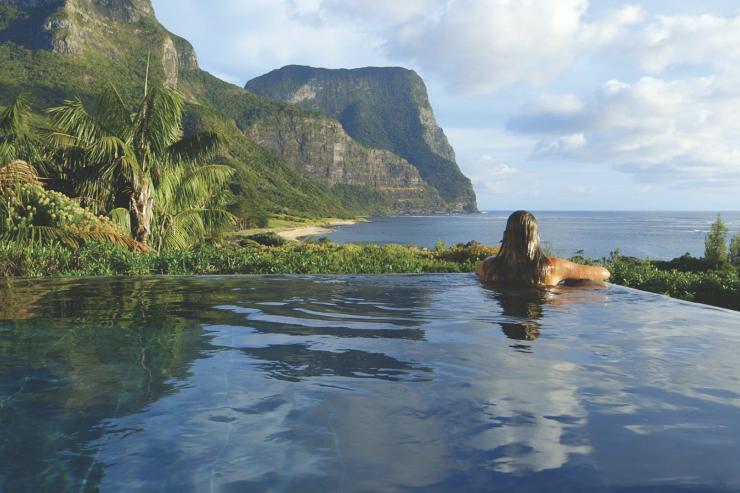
475 256 496 281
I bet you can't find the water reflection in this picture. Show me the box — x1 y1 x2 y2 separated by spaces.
243 343 432 382
1 275 739 492
488 288 547 342
484 282 608 343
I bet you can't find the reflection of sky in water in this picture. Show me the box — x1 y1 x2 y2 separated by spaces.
1 275 740 492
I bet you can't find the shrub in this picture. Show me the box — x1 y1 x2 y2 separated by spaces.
705 214 729 268
730 233 740 266
244 232 287 247
1 172 144 251
606 256 739 311
654 253 709 273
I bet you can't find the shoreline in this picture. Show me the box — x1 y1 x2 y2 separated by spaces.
276 219 357 241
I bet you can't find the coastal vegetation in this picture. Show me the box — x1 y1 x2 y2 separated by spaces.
0 241 498 277
1 237 738 311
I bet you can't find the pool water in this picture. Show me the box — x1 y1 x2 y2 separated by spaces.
1 275 740 492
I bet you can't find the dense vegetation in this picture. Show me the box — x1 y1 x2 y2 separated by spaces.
0 241 498 277
606 256 739 311
1 85 239 251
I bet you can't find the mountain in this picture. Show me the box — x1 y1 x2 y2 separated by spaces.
246 65 478 213
0 0 476 216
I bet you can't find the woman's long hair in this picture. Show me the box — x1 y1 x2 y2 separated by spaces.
490 210 550 285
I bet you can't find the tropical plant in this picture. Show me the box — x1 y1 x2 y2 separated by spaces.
704 214 729 268
730 233 740 266
148 161 235 251
47 83 224 246
0 95 43 165
0 160 145 250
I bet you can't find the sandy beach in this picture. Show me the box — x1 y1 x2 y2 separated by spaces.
276 219 357 241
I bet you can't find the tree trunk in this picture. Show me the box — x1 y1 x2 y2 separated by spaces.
130 184 154 245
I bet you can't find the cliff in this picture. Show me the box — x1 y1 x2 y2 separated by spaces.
244 111 446 213
247 65 478 212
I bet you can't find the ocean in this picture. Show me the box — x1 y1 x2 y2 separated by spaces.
312 211 740 260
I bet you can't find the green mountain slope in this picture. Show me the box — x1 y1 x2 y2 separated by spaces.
246 65 478 212
0 0 454 217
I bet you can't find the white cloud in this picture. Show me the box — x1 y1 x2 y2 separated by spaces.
381 0 590 93
462 154 545 199
579 4 645 47
152 0 388 83
509 76 740 187
633 13 740 73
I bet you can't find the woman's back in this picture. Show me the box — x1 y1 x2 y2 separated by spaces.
475 211 610 286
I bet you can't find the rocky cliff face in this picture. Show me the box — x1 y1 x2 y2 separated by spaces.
246 65 478 213
245 111 448 213
0 0 197 83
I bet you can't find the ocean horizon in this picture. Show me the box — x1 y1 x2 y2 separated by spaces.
314 210 740 260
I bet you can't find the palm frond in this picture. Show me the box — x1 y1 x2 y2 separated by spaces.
47 98 109 148
109 207 132 236
1 223 148 251
158 207 235 250
0 95 46 165
166 164 234 210
167 131 222 164
0 160 41 190
133 86 184 164
0 94 31 140
92 84 133 137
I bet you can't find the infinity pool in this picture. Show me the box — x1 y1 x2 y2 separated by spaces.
1 275 740 492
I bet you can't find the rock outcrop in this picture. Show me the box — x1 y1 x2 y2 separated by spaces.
245 112 447 213
0 0 197 76
247 65 478 213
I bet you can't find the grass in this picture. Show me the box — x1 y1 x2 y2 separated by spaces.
0 240 498 278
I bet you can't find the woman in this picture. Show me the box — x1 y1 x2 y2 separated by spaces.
476 210 610 286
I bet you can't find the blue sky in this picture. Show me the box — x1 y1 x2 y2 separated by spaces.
152 0 740 211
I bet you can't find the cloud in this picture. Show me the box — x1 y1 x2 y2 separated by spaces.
631 13 740 73
154 0 646 93
315 1 644 94
462 155 546 199
152 0 388 83
508 76 740 187
381 0 589 93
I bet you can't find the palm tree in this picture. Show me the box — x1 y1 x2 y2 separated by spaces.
48 83 225 246
149 161 235 251
0 95 43 165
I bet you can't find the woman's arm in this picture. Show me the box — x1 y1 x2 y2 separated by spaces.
546 257 610 285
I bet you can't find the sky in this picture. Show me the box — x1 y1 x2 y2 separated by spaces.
151 0 740 211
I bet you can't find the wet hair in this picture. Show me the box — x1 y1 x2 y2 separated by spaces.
488 210 550 285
